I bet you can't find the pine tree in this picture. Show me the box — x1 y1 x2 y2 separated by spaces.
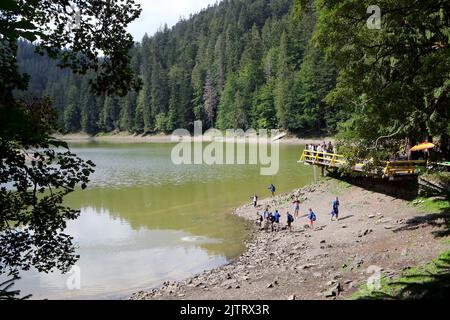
63 85 81 132
203 68 218 128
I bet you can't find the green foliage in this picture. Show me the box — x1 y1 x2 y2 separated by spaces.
16 0 340 136
0 277 31 300
154 113 169 133
0 0 142 98
313 0 450 159
412 197 450 214
0 100 95 278
0 0 140 299
353 250 450 300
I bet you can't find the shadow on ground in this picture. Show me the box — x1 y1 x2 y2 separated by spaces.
356 252 450 300
356 197 450 299
327 172 419 201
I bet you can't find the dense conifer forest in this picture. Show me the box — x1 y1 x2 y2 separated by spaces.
16 0 341 135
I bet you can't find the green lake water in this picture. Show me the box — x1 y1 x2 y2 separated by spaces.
12 142 314 299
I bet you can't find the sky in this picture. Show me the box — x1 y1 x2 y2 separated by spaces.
127 0 221 42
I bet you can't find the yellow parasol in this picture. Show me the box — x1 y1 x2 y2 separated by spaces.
410 142 435 152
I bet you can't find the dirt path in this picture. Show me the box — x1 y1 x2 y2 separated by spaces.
130 178 450 300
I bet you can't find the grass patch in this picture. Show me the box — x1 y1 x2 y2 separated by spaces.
411 197 450 213
328 179 351 196
352 250 450 299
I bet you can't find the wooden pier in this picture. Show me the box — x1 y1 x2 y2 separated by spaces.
298 150 426 179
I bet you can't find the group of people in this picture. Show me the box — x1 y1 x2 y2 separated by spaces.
255 205 295 232
253 191 341 232
305 141 336 154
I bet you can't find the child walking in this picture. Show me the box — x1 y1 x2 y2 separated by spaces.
287 212 294 231
332 197 340 221
292 197 301 218
308 208 317 228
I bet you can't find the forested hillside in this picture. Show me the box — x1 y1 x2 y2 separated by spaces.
16 0 341 135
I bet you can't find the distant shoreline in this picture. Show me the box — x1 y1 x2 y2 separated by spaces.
57 132 334 145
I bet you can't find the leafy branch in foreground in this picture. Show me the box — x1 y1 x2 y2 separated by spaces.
0 98 95 278
0 276 31 300
1 0 141 297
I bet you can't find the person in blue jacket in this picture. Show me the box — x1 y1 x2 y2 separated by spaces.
308 208 317 228
273 210 281 231
331 197 340 221
268 184 276 197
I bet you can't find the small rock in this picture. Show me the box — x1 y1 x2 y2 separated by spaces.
368 214 375 218
267 283 274 289
221 279 237 287
288 295 296 300
320 240 326 244
313 272 322 278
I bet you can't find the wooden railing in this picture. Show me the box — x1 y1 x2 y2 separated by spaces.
299 150 346 167
383 160 426 176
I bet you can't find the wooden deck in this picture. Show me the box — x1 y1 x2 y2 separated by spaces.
298 150 426 178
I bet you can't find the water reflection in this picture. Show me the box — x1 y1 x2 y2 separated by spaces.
14 207 228 300
5 143 313 299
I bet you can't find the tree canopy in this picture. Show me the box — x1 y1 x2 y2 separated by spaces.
0 0 141 298
309 0 450 158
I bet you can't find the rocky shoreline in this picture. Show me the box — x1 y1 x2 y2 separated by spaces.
129 178 450 300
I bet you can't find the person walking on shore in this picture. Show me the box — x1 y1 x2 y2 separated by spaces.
308 208 317 228
292 197 301 218
287 212 294 231
251 194 258 207
268 184 276 197
273 210 281 231
269 211 276 232
256 211 263 228
263 206 271 232
332 197 340 221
